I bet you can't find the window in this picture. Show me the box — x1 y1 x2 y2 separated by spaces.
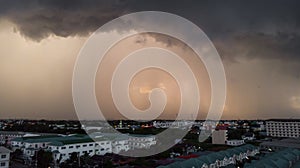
61 147 66 150
76 145 80 148
0 162 6 167
89 150 93 153
83 144 87 147
89 144 93 146
69 146 74 149
1 155 6 159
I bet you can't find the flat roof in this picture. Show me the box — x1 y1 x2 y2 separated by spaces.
260 138 300 149
0 131 26 135
12 133 128 146
267 119 300 122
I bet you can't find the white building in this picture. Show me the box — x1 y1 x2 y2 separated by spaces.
212 130 227 145
48 138 113 163
0 131 25 146
89 132 130 154
11 133 157 163
226 139 245 146
11 134 130 163
0 131 56 146
152 121 193 129
0 147 11 168
266 119 300 138
242 132 255 141
128 135 156 149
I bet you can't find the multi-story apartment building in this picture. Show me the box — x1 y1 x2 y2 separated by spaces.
266 119 300 138
11 134 130 163
0 147 11 168
11 133 156 163
48 136 114 162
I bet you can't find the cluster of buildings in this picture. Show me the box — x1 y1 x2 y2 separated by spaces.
158 144 260 168
244 148 300 168
158 119 300 168
10 133 156 163
160 145 300 168
260 137 300 151
153 121 193 129
1 118 300 167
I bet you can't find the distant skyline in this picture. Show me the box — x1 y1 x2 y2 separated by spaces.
0 1 300 120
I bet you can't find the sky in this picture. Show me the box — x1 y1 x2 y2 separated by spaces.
0 0 300 120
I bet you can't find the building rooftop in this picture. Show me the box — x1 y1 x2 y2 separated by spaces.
0 146 11 153
0 131 26 135
158 144 258 168
244 148 300 168
267 119 300 122
260 138 300 149
12 133 131 146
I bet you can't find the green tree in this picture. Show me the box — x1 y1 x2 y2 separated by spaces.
32 149 53 168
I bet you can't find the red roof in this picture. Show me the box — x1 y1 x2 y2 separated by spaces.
177 154 198 159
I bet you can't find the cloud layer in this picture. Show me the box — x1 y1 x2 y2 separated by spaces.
0 0 300 119
1 0 300 62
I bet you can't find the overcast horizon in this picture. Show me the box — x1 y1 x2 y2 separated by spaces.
1 0 300 120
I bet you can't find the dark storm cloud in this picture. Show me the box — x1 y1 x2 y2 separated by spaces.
1 0 300 61
0 0 130 41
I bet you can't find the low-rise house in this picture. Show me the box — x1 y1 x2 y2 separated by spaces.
158 144 259 168
226 139 245 146
128 134 156 149
244 148 300 168
0 146 11 168
260 138 300 151
242 132 255 141
153 121 193 129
